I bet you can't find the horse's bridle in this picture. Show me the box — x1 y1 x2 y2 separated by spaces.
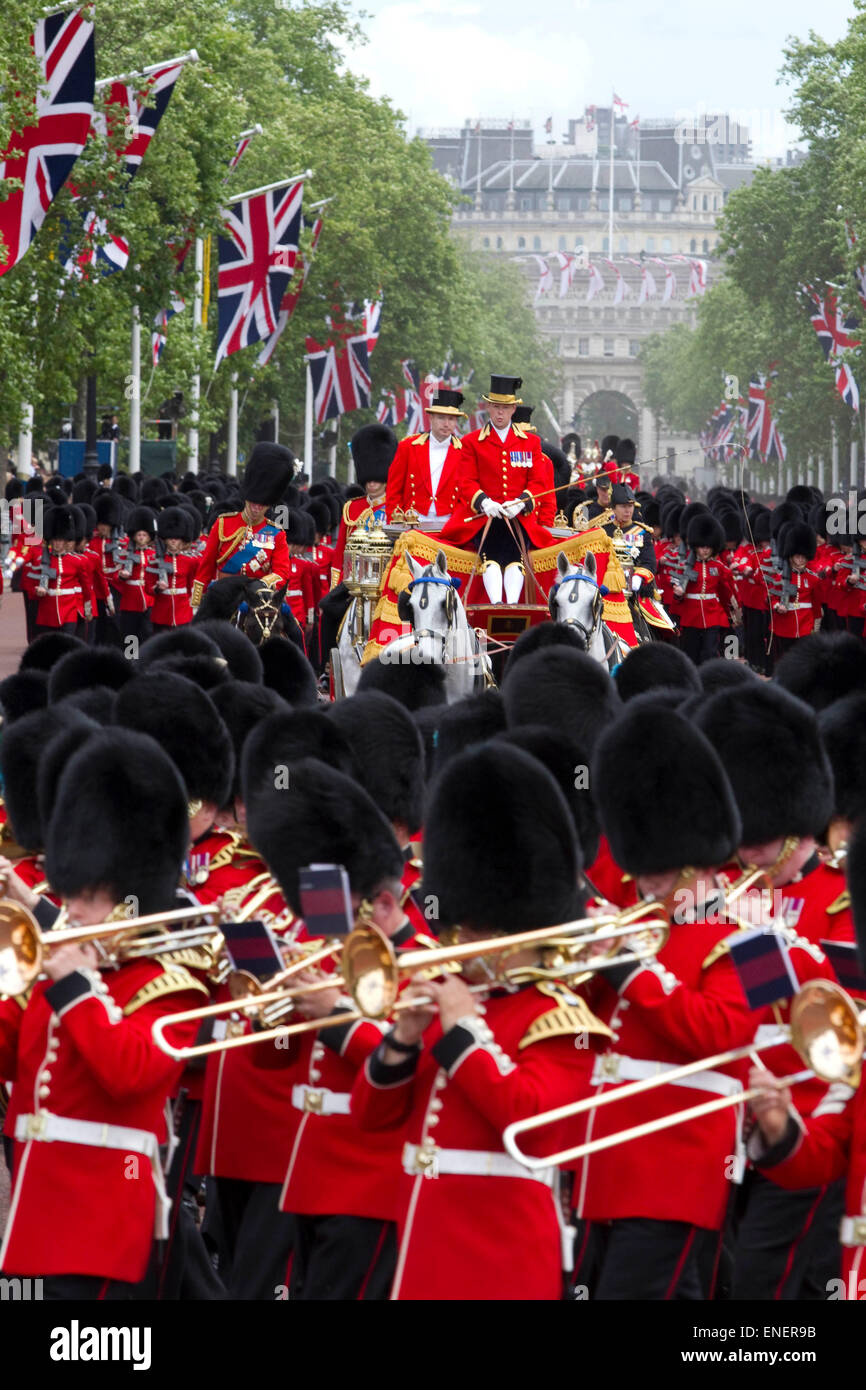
550 570 608 645
404 572 461 661
247 589 282 644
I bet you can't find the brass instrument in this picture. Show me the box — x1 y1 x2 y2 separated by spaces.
502 979 864 1169
0 901 227 998
150 905 670 1061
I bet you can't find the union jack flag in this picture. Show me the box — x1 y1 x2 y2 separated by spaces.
400 359 425 433
804 284 861 411
747 377 786 462
363 296 382 355
305 329 371 422
529 253 552 301
553 250 577 298
68 55 191 278
376 389 407 428
228 127 260 175
257 212 323 366
0 7 95 276
845 222 866 313
215 179 304 367
605 259 629 305
585 261 604 303
612 93 629 110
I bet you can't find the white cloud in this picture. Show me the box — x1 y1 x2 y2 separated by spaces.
343 1 591 132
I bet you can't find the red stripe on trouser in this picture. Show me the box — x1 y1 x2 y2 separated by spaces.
773 1185 826 1300
664 1226 697 1300
97 1279 110 1301
356 1221 389 1301
571 1221 592 1288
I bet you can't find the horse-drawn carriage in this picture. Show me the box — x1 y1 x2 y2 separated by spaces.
328 511 666 699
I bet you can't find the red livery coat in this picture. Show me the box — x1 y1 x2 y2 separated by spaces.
386 432 464 521
438 422 556 551
0 960 206 1280
352 983 598 1301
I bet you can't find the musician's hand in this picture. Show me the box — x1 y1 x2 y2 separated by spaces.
35 586 47 598
0 858 38 910
43 942 100 982
748 1065 792 1145
286 966 342 1020
390 980 437 1047
422 974 480 1034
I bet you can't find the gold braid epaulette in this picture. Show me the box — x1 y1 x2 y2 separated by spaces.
519 982 613 1049
827 890 851 916
123 965 209 1016
201 832 244 876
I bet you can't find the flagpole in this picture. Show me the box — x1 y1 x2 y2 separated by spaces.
832 421 839 491
95 50 198 88
476 121 482 209
272 398 279 444
188 235 203 470
608 96 615 254
509 118 514 204
227 372 238 477
304 362 313 478
636 120 640 199
227 171 313 204
17 404 33 480
129 305 141 473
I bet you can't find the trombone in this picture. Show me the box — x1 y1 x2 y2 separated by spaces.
150 903 670 1061
0 900 227 998
502 979 864 1169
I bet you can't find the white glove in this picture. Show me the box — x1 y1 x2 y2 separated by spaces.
502 497 525 520
481 498 505 519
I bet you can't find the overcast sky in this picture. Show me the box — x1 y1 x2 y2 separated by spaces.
342 0 856 157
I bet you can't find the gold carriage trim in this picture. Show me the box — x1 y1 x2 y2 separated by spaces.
529 529 609 572
361 638 385 664
374 596 404 625
391 529 478 576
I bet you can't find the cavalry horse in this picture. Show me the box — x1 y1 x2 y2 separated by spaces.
194 574 305 649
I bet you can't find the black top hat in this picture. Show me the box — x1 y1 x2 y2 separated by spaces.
480 374 523 405
428 388 466 417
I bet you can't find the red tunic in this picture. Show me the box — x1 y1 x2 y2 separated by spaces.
676 557 736 629
386 433 464 521
150 553 199 628
117 547 156 613
31 552 89 627
771 567 823 639
193 511 291 605
352 982 598 1300
0 960 206 1280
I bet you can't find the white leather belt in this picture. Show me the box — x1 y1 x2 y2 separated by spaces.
45 587 78 596
685 592 715 600
786 602 812 611
126 579 146 586
291 1084 351 1116
287 589 303 598
592 1053 742 1097
402 1140 554 1186
15 1111 170 1238
161 587 186 595
840 1217 866 1246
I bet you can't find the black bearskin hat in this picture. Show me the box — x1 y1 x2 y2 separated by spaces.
45 728 189 916
600 434 619 462
678 501 709 539
356 658 447 711
112 474 139 501
769 501 802 539
497 725 600 867
698 658 759 694
786 485 814 514
19 631 84 672
149 654 230 692
846 817 866 967
501 647 620 751
62 686 115 723
140 626 222 669
615 438 636 466
71 479 96 506
328 690 425 833
44 504 77 543
210 681 287 803
350 423 397 486
0 705 94 849
614 642 700 702
687 512 724 553
125 505 157 539
593 704 741 875
284 508 309 546
777 521 817 562
307 500 333 537
717 509 744 546
818 694 866 826
0 670 49 722
242 442 296 506
194 619 264 684
242 711 359 802
48 646 134 702
774 632 866 712
93 491 125 528
752 509 772 543
258 637 318 706
505 622 587 668
422 743 584 933
5 479 22 503
245 757 403 913
157 506 191 541
141 477 169 507
693 683 833 845
428 689 507 777
561 432 581 457
113 671 233 808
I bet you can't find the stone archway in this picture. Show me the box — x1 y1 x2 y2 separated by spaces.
575 389 639 447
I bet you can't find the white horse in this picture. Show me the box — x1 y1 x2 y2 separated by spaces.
548 551 631 670
334 593 377 698
380 549 491 702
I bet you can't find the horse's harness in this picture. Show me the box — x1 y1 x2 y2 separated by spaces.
245 585 283 644
404 571 462 661
549 569 609 646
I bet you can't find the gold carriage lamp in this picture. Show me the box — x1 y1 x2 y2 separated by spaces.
343 518 393 599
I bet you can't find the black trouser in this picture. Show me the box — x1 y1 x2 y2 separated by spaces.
118 610 152 645
23 595 38 644
572 1217 719 1300
42 1276 138 1300
846 615 865 639
34 621 77 640
730 1170 844 1300
678 625 723 666
137 1097 225 1301
771 633 800 664
742 605 770 673
211 1178 296 1300
289 1213 397 1300
93 600 122 648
